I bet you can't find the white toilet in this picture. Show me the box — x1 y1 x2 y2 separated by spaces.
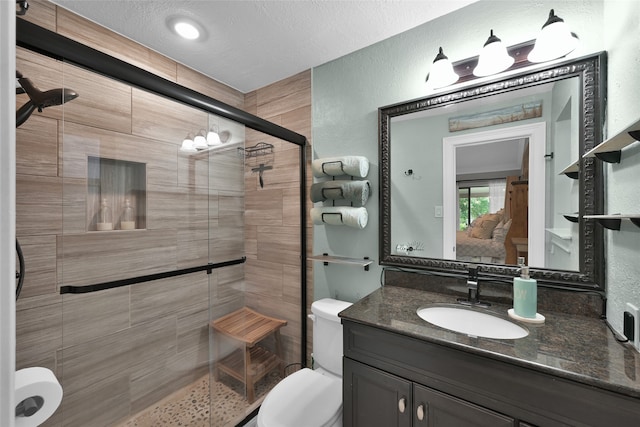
257 298 352 427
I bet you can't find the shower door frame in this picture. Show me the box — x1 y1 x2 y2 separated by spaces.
16 18 310 366
1 4 16 427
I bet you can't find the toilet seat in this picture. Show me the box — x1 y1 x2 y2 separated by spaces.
257 368 342 427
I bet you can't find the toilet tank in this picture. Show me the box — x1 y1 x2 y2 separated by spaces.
311 298 353 376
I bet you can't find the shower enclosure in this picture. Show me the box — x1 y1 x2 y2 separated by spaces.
16 18 307 427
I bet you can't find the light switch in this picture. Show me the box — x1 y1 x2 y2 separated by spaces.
434 206 443 218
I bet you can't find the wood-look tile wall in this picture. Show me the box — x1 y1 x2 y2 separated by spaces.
17 2 314 425
15 2 247 426
16 57 243 427
243 70 314 365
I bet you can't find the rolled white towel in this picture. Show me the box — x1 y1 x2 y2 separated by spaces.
310 206 368 229
312 156 369 178
310 180 370 205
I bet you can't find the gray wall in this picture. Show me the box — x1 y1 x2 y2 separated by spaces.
312 0 640 335
603 1 640 338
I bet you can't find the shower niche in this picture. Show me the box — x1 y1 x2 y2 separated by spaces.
88 156 146 231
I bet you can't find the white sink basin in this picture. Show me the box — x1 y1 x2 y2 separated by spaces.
417 306 528 339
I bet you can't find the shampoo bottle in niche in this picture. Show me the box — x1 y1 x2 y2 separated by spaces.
513 257 538 318
96 198 113 231
120 199 135 230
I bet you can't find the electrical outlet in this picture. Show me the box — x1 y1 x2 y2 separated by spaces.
626 303 640 352
624 312 635 341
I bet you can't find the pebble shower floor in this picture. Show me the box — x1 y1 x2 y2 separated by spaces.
116 371 281 426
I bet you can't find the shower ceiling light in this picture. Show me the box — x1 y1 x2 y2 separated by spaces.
174 21 200 40
528 9 579 63
167 16 205 41
473 30 514 77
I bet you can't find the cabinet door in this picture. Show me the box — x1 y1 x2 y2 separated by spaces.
344 359 412 427
413 384 515 427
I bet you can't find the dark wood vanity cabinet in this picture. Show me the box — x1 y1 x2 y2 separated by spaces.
344 358 514 426
414 381 515 426
344 359 412 426
342 321 640 427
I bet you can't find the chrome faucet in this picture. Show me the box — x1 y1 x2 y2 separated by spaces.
457 266 491 308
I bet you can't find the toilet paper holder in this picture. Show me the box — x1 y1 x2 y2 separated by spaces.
14 367 63 427
16 396 44 418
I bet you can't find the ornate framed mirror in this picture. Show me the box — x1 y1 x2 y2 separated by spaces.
379 52 606 290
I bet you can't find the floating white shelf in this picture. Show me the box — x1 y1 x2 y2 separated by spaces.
583 118 640 163
308 254 373 271
559 161 579 179
545 228 573 240
562 213 579 224
546 228 573 254
583 214 640 230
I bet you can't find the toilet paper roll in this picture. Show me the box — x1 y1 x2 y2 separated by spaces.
15 367 63 427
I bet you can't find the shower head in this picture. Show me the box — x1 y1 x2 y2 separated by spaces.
16 0 29 16
16 71 79 127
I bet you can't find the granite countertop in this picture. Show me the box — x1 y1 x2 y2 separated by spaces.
339 285 640 399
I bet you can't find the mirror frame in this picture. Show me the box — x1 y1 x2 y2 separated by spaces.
379 52 606 290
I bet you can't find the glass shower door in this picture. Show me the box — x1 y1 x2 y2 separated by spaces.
16 37 305 427
57 58 233 426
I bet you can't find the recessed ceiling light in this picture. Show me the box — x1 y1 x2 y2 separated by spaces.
174 21 200 40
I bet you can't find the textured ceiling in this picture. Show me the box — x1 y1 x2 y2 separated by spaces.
52 0 478 93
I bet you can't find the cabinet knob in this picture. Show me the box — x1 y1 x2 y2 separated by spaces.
416 403 426 421
398 397 407 413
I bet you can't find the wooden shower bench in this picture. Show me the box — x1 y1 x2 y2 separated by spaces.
210 307 287 403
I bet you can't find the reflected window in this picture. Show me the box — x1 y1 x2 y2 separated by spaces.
458 179 505 230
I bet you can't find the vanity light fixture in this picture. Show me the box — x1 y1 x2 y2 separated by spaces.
219 130 232 143
528 9 579 63
206 128 222 146
473 30 514 77
192 130 208 149
425 47 459 89
181 128 232 153
180 134 197 153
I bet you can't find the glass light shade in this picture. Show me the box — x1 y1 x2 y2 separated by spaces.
473 31 514 77
206 129 222 145
180 136 197 152
219 130 232 143
192 132 208 149
426 47 459 89
529 10 579 63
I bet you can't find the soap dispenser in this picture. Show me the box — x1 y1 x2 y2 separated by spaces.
508 257 545 323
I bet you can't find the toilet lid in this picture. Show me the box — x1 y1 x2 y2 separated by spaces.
258 368 342 427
